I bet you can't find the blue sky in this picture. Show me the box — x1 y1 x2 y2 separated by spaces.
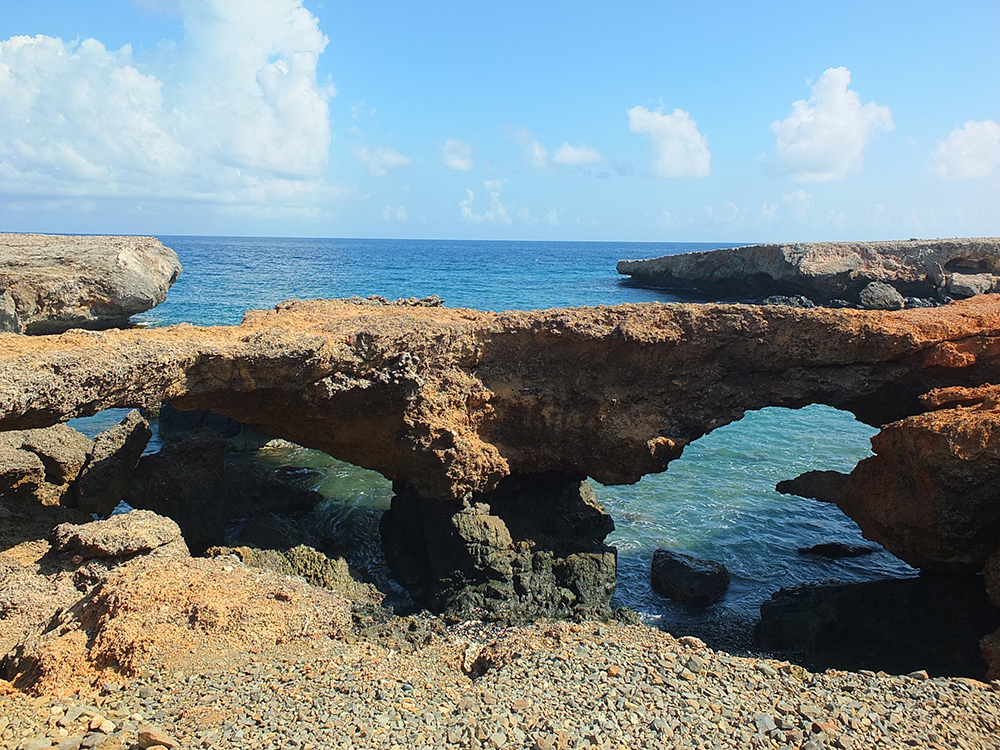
0 0 998 242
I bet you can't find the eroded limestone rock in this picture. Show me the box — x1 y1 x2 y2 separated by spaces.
0 233 181 334
617 237 1000 303
75 409 151 515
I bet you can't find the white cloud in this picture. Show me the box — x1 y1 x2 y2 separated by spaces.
771 67 893 182
552 143 604 166
0 0 334 209
547 208 558 226
627 106 711 178
381 204 407 221
761 203 778 222
459 179 511 224
932 120 1000 180
783 189 813 219
506 127 549 169
441 139 474 171
354 146 412 177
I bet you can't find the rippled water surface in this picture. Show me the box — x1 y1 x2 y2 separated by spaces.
94 236 916 643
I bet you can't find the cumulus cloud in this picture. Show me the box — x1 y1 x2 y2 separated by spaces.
627 106 710 178
771 67 893 182
459 179 511 223
783 189 813 220
0 0 334 208
354 146 412 177
552 143 604 166
441 139 475 171
932 120 1000 180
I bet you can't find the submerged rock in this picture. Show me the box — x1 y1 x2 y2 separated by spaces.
650 549 730 606
797 542 878 558
0 233 181 334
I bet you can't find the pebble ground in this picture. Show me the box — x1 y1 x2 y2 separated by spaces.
3 618 1000 750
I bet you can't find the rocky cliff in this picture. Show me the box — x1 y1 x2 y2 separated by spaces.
0 233 181 334
617 238 1000 304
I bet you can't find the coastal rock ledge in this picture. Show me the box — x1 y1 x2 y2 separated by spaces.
7 296 1000 655
617 238 1000 305
0 233 181 334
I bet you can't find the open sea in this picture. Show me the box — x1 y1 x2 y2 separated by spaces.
75 236 915 649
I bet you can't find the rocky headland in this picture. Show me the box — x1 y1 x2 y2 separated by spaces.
617 238 1000 307
5 279 1000 745
0 234 181 334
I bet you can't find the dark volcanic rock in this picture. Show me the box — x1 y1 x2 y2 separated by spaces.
797 542 879 558
381 472 617 622
650 548 730 606
123 431 323 553
0 233 181 334
756 575 1000 679
859 281 905 310
158 402 271 451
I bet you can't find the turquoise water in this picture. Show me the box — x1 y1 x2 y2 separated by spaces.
91 236 914 642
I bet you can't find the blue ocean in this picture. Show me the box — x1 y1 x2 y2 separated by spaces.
77 236 915 646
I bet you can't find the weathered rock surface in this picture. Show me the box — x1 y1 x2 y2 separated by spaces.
51 510 186 559
0 233 181 334
779 386 1000 571
123 431 324 552
617 238 1000 303
6 296 1000 612
0 425 92 505
859 280 905 310
650 548 730 606
75 409 151 515
381 472 617 621
157 401 270 451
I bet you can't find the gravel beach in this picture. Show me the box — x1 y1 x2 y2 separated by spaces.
3 617 999 750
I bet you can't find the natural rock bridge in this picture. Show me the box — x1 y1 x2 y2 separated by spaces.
3 296 1000 633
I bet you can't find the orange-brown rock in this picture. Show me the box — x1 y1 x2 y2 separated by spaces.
5 295 1000 576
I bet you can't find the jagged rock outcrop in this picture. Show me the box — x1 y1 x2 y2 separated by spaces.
75 409 151 515
5 296 1000 618
0 233 181 334
381 472 617 621
617 238 1000 304
778 385 1000 572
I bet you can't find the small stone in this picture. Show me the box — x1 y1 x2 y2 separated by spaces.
754 713 776 733
756 662 777 677
138 725 180 749
607 666 620 677
906 669 929 680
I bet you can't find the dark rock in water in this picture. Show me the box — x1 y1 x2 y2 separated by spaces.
158 402 271 451
826 298 853 308
75 409 151 516
650 548 730 606
776 470 849 502
123 430 323 553
859 281 905 311
797 542 879 558
762 295 816 308
755 575 1000 679
904 296 938 309
380 472 617 623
